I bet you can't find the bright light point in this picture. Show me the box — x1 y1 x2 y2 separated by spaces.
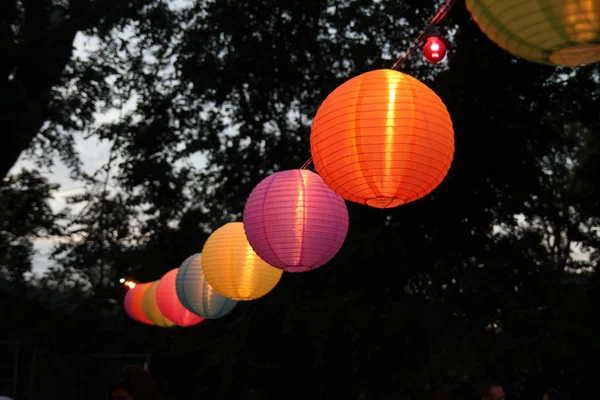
423 36 447 64
124 281 137 289
122 279 137 289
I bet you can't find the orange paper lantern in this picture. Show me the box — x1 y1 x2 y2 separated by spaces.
130 283 155 325
310 69 454 209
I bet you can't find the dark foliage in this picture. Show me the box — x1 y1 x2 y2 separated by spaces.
0 0 599 399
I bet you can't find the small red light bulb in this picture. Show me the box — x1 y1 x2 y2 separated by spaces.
423 37 447 64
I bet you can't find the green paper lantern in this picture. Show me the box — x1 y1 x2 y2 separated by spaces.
466 0 600 67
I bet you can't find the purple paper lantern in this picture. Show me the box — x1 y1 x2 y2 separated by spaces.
124 289 136 320
243 169 349 272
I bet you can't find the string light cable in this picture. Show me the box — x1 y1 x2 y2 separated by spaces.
300 0 458 170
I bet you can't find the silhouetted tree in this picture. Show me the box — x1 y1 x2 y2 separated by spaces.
1 0 599 399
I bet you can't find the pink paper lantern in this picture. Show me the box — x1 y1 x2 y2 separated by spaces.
124 288 137 321
243 169 349 272
156 269 204 327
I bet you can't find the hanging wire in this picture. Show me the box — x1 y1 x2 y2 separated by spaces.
300 156 313 170
299 0 457 170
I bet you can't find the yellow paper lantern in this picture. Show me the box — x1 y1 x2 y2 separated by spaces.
202 222 283 301
466 0 600 67
142 281 176 328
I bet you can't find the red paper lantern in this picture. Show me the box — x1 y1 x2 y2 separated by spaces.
156 269 204 327
423 37 447 64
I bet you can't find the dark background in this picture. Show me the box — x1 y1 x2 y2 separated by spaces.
1 0 599 399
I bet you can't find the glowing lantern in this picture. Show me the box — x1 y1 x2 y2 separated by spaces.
175 254 238 319
124 289 138 321
175 255 197 312
465 0 600 67
156 269 204 327
202 222 283 300
423 37 447 63
243 169 349 272
129 283 155 325
142 281 176 328
310 69 454 209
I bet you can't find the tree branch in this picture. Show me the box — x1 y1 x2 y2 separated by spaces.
0 0 149 178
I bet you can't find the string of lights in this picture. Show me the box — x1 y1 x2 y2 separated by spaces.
300 0 458 171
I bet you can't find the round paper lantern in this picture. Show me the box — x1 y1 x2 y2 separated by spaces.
202 222 283 300
466 0 600 67
156 269 204 327
130 283 154 325
310 69 454 209
142 281 176 328
175 255 196 312
243 169 349 272
176 254 238 319
124 289 138 321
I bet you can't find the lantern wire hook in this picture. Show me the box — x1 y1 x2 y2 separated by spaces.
391 0 457 70
300 0 457 170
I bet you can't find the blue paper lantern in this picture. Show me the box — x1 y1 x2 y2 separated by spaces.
175 255 196 312
175 253 238 319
